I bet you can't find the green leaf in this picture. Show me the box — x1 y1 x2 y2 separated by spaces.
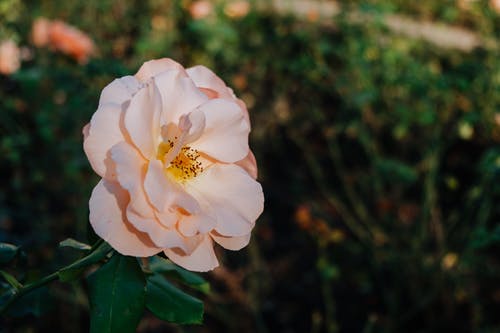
0 270 22 290
145 273 204 324
0 243 19 264
149 256 210 294
87 255 146 333
58 241 112 282
59 238 92 251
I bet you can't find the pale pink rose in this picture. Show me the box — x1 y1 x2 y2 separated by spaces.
189 0 213 20
83 58 264 271
224 0 250 19
0 40 20 75
491 0 500 13
457 0 478 10
48 20 95 64
31 17 51 47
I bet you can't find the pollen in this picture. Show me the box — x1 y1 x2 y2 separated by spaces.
157 140 203 181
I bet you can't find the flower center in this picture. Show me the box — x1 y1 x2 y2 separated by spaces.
157 139 203 182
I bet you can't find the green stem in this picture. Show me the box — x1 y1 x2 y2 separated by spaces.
0 238 108 316
0 271 58 314
420 133 444 255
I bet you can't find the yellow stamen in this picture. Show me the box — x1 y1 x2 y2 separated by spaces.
157 140 203 182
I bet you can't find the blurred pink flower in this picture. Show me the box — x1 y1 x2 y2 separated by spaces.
491 0 500 13
31 17 51 47
224 0 250 19
83 58 263 271
31 18 95 64
49 20 95 64
0 40 20 75
457 0 478 10
189 0 213 20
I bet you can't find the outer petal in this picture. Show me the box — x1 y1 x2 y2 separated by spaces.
189 164 264 237
187 65 250 125
126 209 187 251
98 75 140 107
210 232 251 251
180 183 218 236
190 99 250 163
235 150 258 179
186 65 234 100
164 236 219 272
177 210 217 237
124 80 162 158
153 70 208 126
135 58 184 83
154 210 177 228
84 103 125 180
110 142 152 221
82 123 90 139
89 179 161 257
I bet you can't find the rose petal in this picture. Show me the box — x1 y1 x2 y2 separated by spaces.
183 109 206 143
154 210 178 228
126 209 187 251
176 215 199 237
176 201 216 237
190 99 250 163
144 159 200 214
82 123 90 139
164 236 219 272
84 103 125 180
153 70 208 126
199 87 219 99
173 181 219 238
135 58 184 83
98 75 140 107
180 183 217 236
189 163 264 236
124 80 162 159
110 142 155 225
235 150 258 179
89 179 160 257
236 98 251 126
210 232 251 251
187 65 234 100
186 65 250 126
187 65 250 125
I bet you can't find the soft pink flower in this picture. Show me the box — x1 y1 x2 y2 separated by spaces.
189 0 213 20
31 18 95 63
48 20 95 64
0 40 20 75
83 58 264 271
224 0 250 19
31 18 51 47
491 0 500 13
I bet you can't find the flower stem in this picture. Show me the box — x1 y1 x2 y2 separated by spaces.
0 238 107 316
0 271 59 315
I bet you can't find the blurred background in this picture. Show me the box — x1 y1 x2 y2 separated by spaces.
1 0 500 332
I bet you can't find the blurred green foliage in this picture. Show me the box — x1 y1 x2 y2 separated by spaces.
1 0 499 332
